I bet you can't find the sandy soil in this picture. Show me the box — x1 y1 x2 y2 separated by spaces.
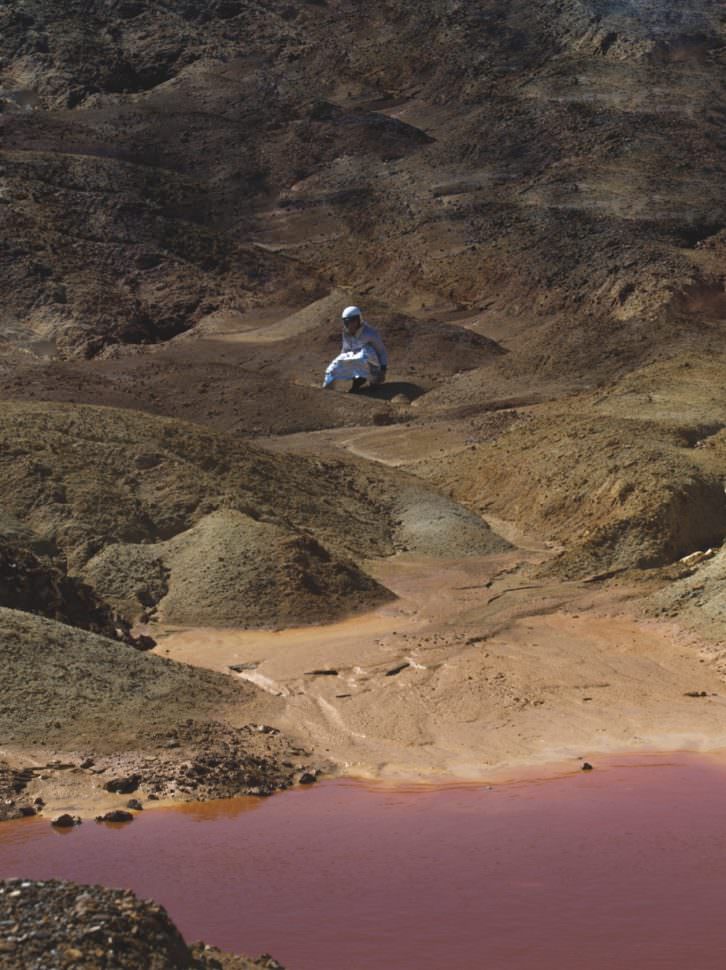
159 537 726 782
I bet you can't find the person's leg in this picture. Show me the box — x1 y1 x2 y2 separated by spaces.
349 377 367 393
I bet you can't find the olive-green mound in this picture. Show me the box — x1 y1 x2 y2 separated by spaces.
0 608 248 752
0 400 396 565
0 400 397 626
85 509 392 627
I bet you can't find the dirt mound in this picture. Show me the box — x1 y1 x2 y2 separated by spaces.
413 402 726 577
0 536 150 647
0 608 249 751
0 608 319 807
0 399 396 560
391 486 510 558
0 399 407 624
0 879 281 970
235 306 505 388
649 547 726 645
86 508 392 627
0 399 515 626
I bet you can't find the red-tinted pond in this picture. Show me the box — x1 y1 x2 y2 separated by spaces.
2 754 726 969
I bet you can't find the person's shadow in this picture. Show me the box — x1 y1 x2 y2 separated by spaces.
356 381 426 402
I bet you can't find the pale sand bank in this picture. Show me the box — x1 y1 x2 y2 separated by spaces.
158 551 726 782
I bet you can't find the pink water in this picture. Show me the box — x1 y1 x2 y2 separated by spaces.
2 755 726 969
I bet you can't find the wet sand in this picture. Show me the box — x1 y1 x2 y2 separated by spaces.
158 550 726 783
4 752 726 969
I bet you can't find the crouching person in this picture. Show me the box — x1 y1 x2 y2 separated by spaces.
323 305 388 392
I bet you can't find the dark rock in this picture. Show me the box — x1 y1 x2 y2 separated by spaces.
581 762 594 771
103 774 141 794
51 814 81 827
304 669 338 676
79 758 95 770
684 690 708 698
95 810 134 823
18 806 36 817
133 633 157 651
126 799 143 811
298 772 317 785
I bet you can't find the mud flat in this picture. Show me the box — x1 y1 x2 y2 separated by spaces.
159 546 726 782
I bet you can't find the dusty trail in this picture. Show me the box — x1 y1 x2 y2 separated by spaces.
160 425 726 779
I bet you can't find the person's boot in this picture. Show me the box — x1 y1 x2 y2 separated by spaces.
350 377 367 393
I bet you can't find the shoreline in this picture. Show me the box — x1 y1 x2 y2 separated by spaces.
6 547 726 824
7 739 726 826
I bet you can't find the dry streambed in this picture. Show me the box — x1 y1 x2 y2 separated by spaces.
160 372 726 784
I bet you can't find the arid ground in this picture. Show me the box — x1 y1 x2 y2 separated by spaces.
1 0 726 964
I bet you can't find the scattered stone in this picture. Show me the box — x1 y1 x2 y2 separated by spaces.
18 806 36 817
51 814 81 828
126 799 143 811
133 633 157 651
684 691 708 698
103 774 141 794
304 669 339 676
298 772 317 785
80 758 95 769
0 878 283 968
679 548 716 567
228 661 259 672
581 762 594 771
95 810 134 824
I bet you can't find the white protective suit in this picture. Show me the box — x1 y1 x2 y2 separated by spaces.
323 320 389 388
